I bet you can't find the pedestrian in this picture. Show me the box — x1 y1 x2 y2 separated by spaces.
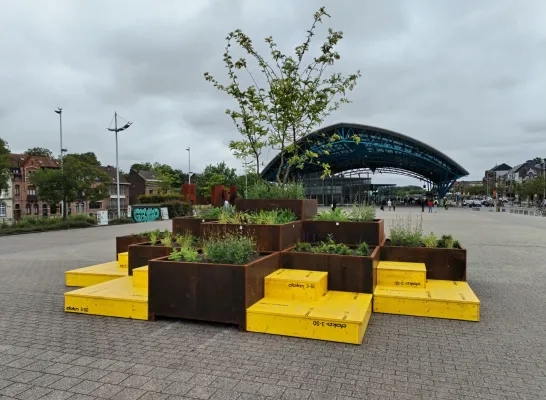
332 199 337 211
433 199 438 213
387 199 392 211
427 199 433 213
421 198 425 213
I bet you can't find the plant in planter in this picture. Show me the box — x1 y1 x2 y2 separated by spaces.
303 204 384 246
201 209 301 252
148 233 281 328
381 215 467 281
128 230 198 275
283 235 379 294
172 206 224 236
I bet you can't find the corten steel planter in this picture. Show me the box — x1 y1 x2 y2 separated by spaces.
172 217 217 236
302 219 385 246
380 240 467 281
148 252 281 329
128 242 174 276
116 235 149 260
235 198 318 220
281 243 381 294
200 221 302 252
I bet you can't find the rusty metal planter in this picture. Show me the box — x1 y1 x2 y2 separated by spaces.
235 198 318 220
380 241 467 281
172 217 217 237
128 242 173 275
148 252 281 329
302 219 385 246
280 244 381 294
115 235 149 260
200 221 302 252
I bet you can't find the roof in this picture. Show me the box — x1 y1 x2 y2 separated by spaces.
261 122 469 185
99 166 129 184
25 156 60 169
8 153 25 167
489 163 512 172
138 170 160 182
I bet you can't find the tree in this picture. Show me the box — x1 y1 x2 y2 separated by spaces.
30 153 110 219
130 162 186 193
205 6 360 185
0 138 9 191
196 162 237 199
24 147 53 158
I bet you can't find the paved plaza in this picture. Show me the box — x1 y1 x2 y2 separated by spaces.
0 208 545 400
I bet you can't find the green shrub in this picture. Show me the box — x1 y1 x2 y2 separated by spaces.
199 207 224 219
422 232 438 248
437 234 455 249
138 194 186 204
160 200 192 218
295 235 370 256
389 215 423 247
246 181 305 200
203 233 256 265
313 204 376 222
217 209 297 225
0 214 96 235
355 242 370 256
168 246 199 262
313 208 349 221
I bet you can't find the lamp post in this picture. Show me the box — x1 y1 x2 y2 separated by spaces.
186 147 191 184
54 107 67 217
107 112 132 219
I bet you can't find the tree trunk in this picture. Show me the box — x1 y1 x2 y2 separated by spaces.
62 196 68 220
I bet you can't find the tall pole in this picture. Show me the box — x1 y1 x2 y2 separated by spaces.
107 113 132 219
186 147 191 184
55 107 64 218
114 112 121 219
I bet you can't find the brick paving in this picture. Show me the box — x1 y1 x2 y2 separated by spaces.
0 209 545 400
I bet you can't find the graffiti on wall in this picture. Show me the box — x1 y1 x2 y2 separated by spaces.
131 206 161 223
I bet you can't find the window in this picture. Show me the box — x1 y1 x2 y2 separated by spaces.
27 185 36 196
80 202 85 213
75 203 79 213
25 204 31 215
50 203 57 214
0 202 6 217
42 204 48 217
33 203 39 215
89 201 103 209
15 185 20 196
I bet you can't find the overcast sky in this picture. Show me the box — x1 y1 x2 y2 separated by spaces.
1 0 545 185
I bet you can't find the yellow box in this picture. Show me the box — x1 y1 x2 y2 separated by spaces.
117 252 129 269
265 269 328 302
65 261 126 287
373 280 480 322
133 266 148 289
64 276 148 320
377 261 426 289
246 291 373 344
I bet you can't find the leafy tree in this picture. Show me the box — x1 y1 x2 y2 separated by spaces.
30 153 110 219
130 162 154 172
205 6 360 185
196 162 237 199
130 162 186 193
521 178 546 199
0 138 9 191
24 147 53 158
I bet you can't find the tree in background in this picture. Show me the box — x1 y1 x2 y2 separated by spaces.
205 6 360 185
24 147 53 158
30 153 110 219
0 138 10 190
196 162 237 199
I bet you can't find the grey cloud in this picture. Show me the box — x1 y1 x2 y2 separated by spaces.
0 0 545 183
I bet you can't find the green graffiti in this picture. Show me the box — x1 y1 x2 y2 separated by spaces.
132 206 161 223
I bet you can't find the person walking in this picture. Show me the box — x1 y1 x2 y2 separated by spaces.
433 199 438 213
427 199 433 213
421 198 425 212
387 199 392 211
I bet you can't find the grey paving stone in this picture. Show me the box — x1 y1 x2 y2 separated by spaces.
15 385 53 400
0 214 544 400
110 387 146 400
184 386 218 400
70 380 104 395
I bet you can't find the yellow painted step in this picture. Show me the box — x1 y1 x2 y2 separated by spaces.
377 261 426 289
64 276 148 320
118 252 129 269
373 280 480 322
65 262 127 287
247 291 373 344
265 269 328 302
133 266 148 289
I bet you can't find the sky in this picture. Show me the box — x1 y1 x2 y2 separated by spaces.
1 0 545 186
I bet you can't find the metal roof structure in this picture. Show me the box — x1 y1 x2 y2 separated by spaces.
261 122 469 198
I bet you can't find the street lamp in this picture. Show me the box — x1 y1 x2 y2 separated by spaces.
186 147 191 184
54 107 68 217
107 112 132 219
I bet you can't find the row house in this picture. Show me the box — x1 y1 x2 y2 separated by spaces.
501 158 546 184
127 169 162 205
2 155 133 223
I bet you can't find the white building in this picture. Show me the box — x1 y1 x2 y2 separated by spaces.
0 180 13 224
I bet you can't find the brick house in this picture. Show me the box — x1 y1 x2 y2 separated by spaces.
88 165 131 219
127 169 162 205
